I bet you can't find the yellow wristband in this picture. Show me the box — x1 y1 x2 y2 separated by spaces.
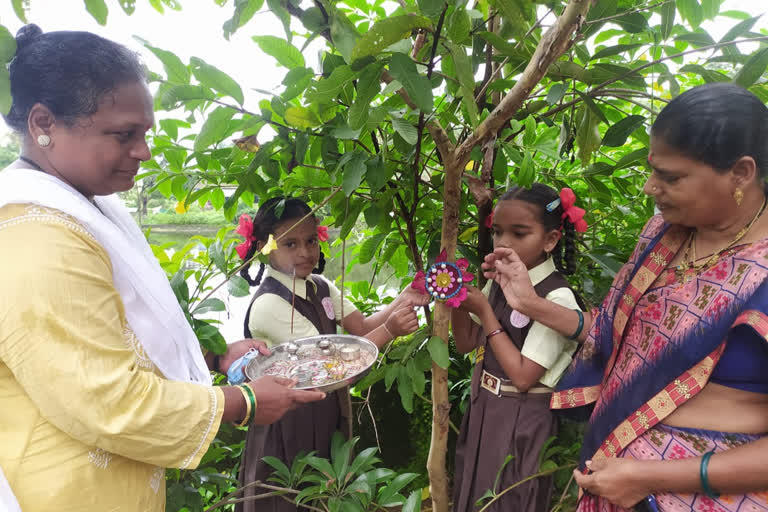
234 385 252 427
239 384 257 425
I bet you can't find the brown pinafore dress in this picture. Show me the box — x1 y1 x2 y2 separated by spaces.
453 272 573 512
236 275 352 512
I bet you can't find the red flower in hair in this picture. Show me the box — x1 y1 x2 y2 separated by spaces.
235 214 257 260
484 211 494 228
560 188 588 233
317 225 329 242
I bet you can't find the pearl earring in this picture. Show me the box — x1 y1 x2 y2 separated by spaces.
37 134 51 147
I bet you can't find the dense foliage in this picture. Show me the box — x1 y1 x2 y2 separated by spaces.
3 0 768 509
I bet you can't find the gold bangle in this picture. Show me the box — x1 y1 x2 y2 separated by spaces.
234 385 252 427
239 384 257 425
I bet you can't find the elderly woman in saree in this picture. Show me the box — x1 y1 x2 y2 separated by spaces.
484 82 768 512
0 25 325 512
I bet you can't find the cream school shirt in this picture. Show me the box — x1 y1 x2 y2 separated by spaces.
247 266 358 347
472 257 580 389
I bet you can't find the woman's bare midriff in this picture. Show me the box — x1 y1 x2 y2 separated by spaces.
662 382 768 434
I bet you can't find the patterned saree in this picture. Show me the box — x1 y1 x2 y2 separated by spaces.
552 216 768 512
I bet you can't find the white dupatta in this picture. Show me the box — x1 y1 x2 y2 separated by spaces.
0 162 212 383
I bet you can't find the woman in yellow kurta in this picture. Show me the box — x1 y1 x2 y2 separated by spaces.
0 25 324 512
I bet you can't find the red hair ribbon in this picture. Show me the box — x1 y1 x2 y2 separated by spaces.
235 214 256 260
317 225 329 242
560 188 588 233
484 211 494 228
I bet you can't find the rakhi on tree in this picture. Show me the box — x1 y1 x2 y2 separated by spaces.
411 249 475 308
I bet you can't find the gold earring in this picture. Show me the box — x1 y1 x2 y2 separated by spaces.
734 187 744 207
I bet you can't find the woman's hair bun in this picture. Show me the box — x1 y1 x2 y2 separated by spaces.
15 24 43 52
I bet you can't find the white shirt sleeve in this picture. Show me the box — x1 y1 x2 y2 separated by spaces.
520 287 581 388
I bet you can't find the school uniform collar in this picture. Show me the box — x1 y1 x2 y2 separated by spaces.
528 257 557 286
263 265 317 300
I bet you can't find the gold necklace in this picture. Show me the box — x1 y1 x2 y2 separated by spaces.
676 196 767 282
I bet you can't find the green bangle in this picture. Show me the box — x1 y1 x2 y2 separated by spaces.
700 450 720 499
568 309 584 340
239 384 257 425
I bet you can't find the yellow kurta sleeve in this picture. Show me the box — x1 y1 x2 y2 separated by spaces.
0 210 224 471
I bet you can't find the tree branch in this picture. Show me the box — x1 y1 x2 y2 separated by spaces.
456 0 592 169
542 35 768 119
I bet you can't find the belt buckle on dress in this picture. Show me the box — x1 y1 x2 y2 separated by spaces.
481 370 501 395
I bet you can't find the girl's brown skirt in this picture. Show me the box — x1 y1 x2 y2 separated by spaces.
453 388 557 512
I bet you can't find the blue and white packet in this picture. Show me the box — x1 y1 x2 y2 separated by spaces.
227 348 260 385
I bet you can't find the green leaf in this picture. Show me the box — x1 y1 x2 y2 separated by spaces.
488 0 534 40
194 107 235 151
614 12 648 33
284 106 322 129
192 298 226 314
397 372 414 413
447 8 471 44
733 47 768 88
576 106 601 163
675 32 716 48
446 42 479 126
306 65 357 104
575 90 608 124
523 116 537 147
349 64 383 129
660 0 676 40
330 7 360 63
84 0 109 25
388 52 434 113
582 0 616 38
223 0 264 39
343 152 368 196
0 27 16 64
392 117 418 145
418 0 444 19
0 68 9 116
591 43 644 61
517 151 534 187
295 132 309 165
252 35 305 68
351 15 432 63
359 233 387 264
677 0 703 28
379 473 419 506
719 15 761 48
679 64 729 83
267 0 291 40
157 84 214 109
210 187 226 210
546 83 568 105
190 57 244 105
11 0 28 22
602 115 645 147
228 275 251 297
427 335 449 369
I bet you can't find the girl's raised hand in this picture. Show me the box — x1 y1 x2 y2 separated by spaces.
385 303 420 337
396 285 431 308
458 285 491 316
483 248 536 312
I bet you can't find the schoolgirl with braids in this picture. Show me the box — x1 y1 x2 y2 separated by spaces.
235 196 427 512
451 183 589 512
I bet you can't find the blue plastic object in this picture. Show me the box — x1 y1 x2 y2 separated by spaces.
227 348 260 385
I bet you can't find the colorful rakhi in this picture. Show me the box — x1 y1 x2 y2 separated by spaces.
411 250 475 308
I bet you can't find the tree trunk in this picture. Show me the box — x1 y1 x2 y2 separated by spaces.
427 153 462 512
